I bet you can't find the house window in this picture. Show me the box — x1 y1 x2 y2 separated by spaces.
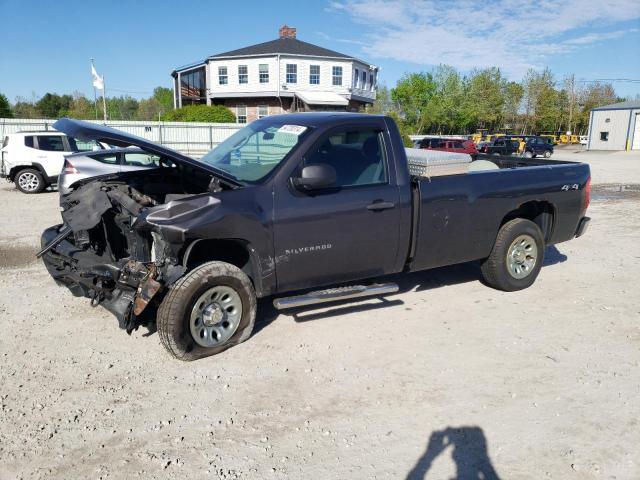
354 68 359 88
332 66 342 86
258 105 268 118
259 64 269 83
236 105 247 124
600 131 609 141
286 64 297 84
238 65 248 84
218 66 228 85
361 71 367 88
309 65 320 85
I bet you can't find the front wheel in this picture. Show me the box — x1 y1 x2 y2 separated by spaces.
480 218 545 291
524 151 534 159
543 150 552 158
15 168 46 193
157 261 256 361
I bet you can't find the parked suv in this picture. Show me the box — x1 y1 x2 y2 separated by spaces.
0 131 103 193
524 137 554 158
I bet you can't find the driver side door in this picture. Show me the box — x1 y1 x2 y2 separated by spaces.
273 125 402 292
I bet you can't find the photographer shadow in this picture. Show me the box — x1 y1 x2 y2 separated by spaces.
407 426 500 480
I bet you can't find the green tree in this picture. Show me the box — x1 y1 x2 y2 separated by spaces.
161 104 236 123
0 93 13 117
67 92 96 119
12 97 40 118
366 83 395 115
36 93 72 118
152 87 173 111
465 67 505 132
391 72 437 133
502 81 524 132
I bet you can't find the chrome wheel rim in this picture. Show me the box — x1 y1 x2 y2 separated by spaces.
190 285 242 347
506 234 538 279
18 172 40 191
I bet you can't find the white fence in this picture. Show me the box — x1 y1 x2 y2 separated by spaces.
0 118 244 158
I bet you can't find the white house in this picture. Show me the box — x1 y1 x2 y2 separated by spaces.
171 25 378 123
587 100 640 151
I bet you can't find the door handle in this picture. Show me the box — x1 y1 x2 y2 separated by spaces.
367 201 395 211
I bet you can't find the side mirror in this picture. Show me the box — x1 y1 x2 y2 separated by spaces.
293 164 336 191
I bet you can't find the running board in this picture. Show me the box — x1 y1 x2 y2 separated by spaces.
273 283 399 310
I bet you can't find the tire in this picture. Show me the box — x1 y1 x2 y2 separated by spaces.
15 168 46 193
480 218 545 292
157 261 256 361
543 150 552 158
524 151 533 159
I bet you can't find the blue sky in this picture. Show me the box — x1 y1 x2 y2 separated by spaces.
1 0 639 101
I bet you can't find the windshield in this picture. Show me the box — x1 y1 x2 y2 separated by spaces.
200 120 309 183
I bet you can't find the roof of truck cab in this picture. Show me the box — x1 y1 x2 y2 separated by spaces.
260 112 387 126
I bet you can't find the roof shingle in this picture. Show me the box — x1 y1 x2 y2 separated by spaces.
208 37 353 60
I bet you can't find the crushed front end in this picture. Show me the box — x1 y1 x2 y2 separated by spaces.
39 171 223 333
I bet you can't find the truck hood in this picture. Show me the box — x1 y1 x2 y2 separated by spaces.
53 118 241 186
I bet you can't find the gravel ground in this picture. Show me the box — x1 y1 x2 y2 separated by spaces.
0 154 639 479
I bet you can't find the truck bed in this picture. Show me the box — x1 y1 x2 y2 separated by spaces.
407 154 590 272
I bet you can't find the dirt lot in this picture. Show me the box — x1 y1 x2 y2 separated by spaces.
1 153 639 479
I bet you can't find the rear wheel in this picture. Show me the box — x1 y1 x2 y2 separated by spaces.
15 168 45 193
524 151 534 158
157 261 256 361
481 218 545 291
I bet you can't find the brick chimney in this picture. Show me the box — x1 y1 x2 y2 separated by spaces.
279 25 296 39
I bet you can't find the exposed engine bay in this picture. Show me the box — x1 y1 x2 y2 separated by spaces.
39 166 231 333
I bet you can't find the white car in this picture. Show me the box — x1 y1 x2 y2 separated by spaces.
579 135 588 146
0 131 104 193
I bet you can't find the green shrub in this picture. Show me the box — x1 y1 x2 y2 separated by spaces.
162 104 236 123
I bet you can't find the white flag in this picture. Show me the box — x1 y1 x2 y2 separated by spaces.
91 64 104 90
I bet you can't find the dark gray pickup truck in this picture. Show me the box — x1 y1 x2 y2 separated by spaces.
40 115 591 360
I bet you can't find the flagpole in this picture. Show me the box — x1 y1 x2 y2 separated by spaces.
102 75 107 123
90 58 98 120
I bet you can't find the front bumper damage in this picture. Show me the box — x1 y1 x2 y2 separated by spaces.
36 180 222 333
40 224 174 331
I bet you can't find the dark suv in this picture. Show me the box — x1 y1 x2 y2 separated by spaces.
525 137 554 158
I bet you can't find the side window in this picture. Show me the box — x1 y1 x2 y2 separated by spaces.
123 152 161 167
92 153 119 165
305 129 387 188
36 135 65 151
74 138 101 152
24 136 35 148
2 136 8 148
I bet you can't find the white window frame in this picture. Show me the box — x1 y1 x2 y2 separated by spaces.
238 65 248 84
259 64 269 83
236 104 247 124
309 65 320 85
286 64 297 84
258 105 268 118
218 66 228 85
332 66 342 86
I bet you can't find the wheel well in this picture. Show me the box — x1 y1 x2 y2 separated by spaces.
183 239 257 288
9 165 44 182
501 201 555 241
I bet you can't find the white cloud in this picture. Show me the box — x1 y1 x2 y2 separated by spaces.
328 0 640 77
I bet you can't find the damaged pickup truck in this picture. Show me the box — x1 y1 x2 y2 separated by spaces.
40 115 591 361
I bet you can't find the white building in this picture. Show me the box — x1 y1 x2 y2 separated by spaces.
171 25 378 123
587 100 640 151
